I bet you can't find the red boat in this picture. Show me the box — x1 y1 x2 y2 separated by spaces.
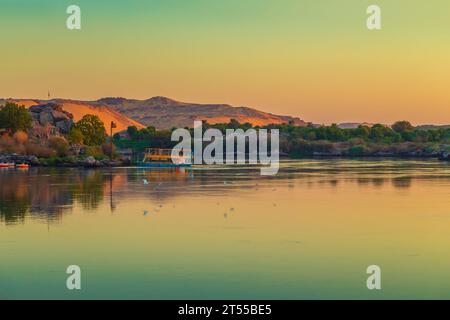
0 163 15 168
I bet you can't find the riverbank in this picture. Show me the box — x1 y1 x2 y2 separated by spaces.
1 152 449 168
289 151 450 160
0 154 130 167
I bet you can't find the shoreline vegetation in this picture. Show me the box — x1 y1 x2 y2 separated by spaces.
0 102 450 167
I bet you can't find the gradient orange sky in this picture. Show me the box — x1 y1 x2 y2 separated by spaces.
1 0 450 125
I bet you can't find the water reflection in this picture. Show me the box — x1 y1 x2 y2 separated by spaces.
1 159 449 225
0 168 104 224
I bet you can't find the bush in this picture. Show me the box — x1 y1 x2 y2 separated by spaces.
48 136 69 157
424 144 440 155
288 139 336 155
101 142 116 159
68 127 84 145
0 135 16 153
392 142 419 155
13 131 28 144
348 138 366 147
39 156 77 166
83 146 106 160
311 140 335 153
60 156 77 164
38 157 59 166
348 145 366 156
24 143 56 157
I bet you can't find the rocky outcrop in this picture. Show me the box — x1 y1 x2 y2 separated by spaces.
81 156 126 167
29 103 74 135
0 154 40 165
83 156 97 166
0 153 130 167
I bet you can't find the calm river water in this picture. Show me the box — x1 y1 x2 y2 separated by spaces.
1 159 450 299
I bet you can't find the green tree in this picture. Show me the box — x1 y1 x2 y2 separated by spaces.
369 124 386 142
354 125 371 140
228 119 241 129
75 114 106 146
0 102 32 133
392 121 414 133
68 127 84 155
326 124 346 141
127 126 138 139
68 127 84 145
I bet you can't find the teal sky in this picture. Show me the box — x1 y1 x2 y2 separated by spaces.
1 0 450 124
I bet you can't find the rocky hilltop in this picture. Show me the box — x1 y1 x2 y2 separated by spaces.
2 96 308 131
93 96 308 130
0 99 145 135
29 103 73 138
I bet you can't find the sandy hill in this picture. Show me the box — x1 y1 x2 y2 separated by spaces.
0 99 40 108
93 96 308 130
1 99 145 135
2 96 308 131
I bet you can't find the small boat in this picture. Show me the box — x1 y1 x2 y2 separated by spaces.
15 163 30 169
0 162 15 168
138 148 191 168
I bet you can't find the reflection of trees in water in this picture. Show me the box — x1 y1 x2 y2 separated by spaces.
0 197 29 225
2 163 450 225
353 176 413 189
27 168 74 221
391 177 412 189
0 170 32 225
355 177 411 188
71 170 104 211
0 168 106 225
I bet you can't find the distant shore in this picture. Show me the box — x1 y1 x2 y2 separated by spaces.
290 151 450 161
1 152 448 168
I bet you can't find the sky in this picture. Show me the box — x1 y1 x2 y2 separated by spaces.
1 0 450 125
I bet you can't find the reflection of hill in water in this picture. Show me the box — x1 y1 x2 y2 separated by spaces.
1 160 450 225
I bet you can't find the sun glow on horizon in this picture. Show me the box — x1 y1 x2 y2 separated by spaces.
1 0 450 125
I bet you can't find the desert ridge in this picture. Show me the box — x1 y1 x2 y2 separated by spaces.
1 96 309 132
1 98 145 135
